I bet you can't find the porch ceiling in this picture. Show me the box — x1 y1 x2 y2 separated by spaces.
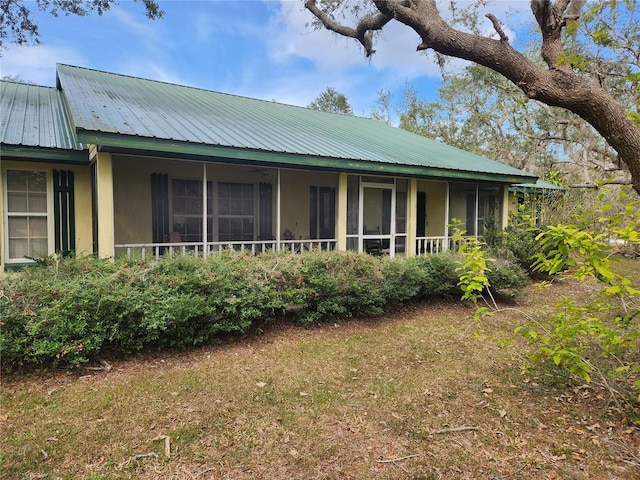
57 64 537 184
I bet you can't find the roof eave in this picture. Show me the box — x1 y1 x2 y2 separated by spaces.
1 144 89 164
77 130 538 184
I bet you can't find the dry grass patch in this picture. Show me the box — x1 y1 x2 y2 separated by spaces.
2 266 640 479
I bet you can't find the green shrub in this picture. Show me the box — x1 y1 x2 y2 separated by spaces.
0 247 530 371
486 257 530 296
500 223 545 272
289 251 386 322
516 187 640 412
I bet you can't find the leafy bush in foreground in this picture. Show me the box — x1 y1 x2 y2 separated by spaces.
0 249 527 370
515 188 640 412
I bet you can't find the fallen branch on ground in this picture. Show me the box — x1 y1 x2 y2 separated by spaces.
151 434 172 458
117 452 158 469
426 426 479 435
377 454 420 463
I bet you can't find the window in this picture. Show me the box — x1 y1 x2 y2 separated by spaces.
171 179 213 242
6 170 49 261
218 182 254 241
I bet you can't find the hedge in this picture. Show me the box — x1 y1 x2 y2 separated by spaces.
0 250 527 370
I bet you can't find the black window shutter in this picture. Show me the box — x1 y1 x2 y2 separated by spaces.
259 183 273 239
151 173 170 243
310 186 318 239
417 191 427 238
53 170 76 256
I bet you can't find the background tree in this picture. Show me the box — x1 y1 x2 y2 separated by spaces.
0 0 163 48
308 86 354 115
1 74 34 84
383 64 631 189
305 0 640 196
369 88 393 125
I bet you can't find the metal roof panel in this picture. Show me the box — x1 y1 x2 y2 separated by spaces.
0 80 83 152
56 64 535 181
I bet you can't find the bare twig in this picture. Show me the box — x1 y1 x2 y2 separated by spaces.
426 425 479 435
164 436 171 459
117 452 158 469
377 453 420 463
194 467 217 479
485 13 508 42
606 438 640 467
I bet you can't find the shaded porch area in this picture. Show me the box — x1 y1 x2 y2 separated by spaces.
102 154 509 259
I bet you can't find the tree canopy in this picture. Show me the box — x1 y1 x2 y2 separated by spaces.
308 86 354 115
379 63 630 189
305 0 640 195
0 0 163 48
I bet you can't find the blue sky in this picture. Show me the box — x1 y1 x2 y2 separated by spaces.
0 1 533 118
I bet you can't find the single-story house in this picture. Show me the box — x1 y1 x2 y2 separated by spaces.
1 64 538 271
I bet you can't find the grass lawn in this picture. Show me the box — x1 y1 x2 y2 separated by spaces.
1 258 639 479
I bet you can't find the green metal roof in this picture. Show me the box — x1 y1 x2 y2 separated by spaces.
55 64 536 183
0 80 86 162
510 179 565 193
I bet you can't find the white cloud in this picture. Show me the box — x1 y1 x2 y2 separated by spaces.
0 45 86 86
111 8 159 42
268 1 369 71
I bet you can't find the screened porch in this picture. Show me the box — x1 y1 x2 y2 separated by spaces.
107 155 507 259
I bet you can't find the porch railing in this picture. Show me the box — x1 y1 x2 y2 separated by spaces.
415 236 467 256
116 237 472 259
115 239 337 259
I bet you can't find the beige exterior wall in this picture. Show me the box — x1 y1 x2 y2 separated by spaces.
111 155 340 244
279 169 338 239
418 180 448 237
406 179 417 256
112 155 156 245
93 151 115 258
1 159 93 270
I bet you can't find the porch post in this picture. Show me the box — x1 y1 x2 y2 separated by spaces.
406 178 417 257
91 149 115 259
474 184 479 237
337 173 347 251
444 182 450 250
502 185 510 229
202 163 207 258
276 169 281 251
